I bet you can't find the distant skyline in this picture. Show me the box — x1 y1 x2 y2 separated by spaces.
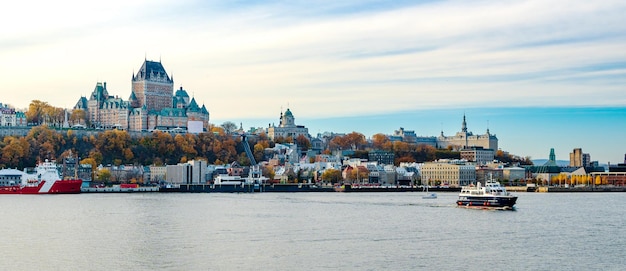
1 1 625 163
226 106 626 165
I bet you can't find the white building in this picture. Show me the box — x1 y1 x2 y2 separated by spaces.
267 108 309 141
166 160 207 184
149 165 167 183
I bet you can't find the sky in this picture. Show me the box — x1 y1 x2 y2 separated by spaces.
1 0 625 163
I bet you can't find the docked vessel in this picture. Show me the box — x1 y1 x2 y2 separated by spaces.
456 179 517 209
0 160 82 194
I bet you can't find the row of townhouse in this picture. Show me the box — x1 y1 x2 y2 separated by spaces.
0 103 27 127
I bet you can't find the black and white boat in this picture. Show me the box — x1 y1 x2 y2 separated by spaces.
456 179 517 209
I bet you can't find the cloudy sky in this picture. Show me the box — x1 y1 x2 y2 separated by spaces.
1 0 625 162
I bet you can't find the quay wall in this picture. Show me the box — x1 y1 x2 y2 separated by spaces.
0 126 152 139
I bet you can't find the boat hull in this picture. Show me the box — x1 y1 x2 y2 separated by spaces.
0 180 82 194
456 195 517 208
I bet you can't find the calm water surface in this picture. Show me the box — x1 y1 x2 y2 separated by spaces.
1 192 624 270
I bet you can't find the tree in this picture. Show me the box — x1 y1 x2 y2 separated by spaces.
1 136 31 168
263 165 275 180
295 134 311 151
344 132 366 150
96 168 111 183
372 133 389 149
253 141 269 163
80 158 98 172
321 168 343 184
69 109 87 126
221 121 237 135
26 100 50 125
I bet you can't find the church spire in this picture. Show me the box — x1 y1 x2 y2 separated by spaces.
462 114 467 133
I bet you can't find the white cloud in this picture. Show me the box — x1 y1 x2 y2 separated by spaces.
1 0 625 117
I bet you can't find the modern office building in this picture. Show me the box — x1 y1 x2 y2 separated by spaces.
569 148 590 167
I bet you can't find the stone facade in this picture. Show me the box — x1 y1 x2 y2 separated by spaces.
132 60 174 112
74 59 209 132
437 115 498 150
0 104 27 127
460 146 495 165
267 108 309 141
386 116 498 150
420 160 476 187
569 148 590 167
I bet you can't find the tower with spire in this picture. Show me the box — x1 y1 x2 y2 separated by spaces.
437 114 498 151
267 108 309 141
74 57 210 132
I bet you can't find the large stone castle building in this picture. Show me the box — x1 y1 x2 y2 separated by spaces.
389 115 498 151
437 115 498 150
74 59 209 132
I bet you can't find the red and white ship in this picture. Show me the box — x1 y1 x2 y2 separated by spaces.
0 160 82 194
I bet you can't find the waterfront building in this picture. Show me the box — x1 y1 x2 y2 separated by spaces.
266 108 310 141
149 165 167 183
395 166 417 186
0 169 23 186
569 148 590 167
74 59 209 132
475 166 503 183
420 160 476 187
460 146 495 165
502 166 526 183
166 159 207 184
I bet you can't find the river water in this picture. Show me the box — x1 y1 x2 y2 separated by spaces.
1 192 624 270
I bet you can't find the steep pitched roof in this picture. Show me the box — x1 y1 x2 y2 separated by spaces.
90 82 109 101
187 97 200 112
133 60 172 82
175 86 189 98
74 96 88 109
201 104 209 114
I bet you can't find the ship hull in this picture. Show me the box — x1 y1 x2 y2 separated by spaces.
0 180 82 194
456 195 517 208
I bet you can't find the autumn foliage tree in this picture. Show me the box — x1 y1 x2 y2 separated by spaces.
321 168 343 184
